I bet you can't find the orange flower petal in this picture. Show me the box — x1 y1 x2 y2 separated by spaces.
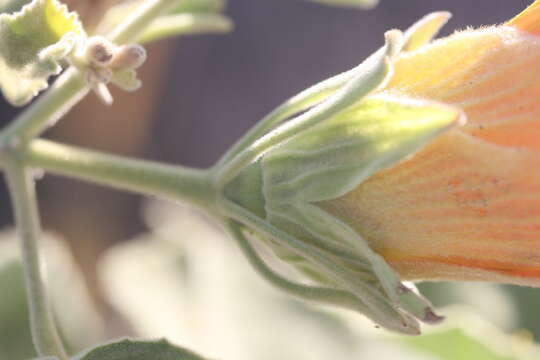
321 131 540 286
508 0 540 36
385 26 540 152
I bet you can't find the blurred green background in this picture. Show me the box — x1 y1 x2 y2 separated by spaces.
0 0 539 359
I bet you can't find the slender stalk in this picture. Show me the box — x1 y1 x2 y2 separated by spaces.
0 69 88 145
0 1 208 358
138 14 233 44
4 160 67 360
25 139 215 210
107 0 178 44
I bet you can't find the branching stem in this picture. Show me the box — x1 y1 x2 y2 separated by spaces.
25 139 215 210
4 159 67 360
0 1 188 358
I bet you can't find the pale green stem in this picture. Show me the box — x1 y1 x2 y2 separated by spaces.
4 160 67 360
107 0 178 44
0 69 88 145
0 2 190 357
138 14 233 44
25 139 215 210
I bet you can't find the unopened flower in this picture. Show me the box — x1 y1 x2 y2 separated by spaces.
223 1 540 334
324 0 540 286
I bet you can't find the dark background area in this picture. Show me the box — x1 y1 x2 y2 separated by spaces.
0 0 534 330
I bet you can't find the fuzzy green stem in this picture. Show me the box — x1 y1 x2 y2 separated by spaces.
25 139 215 210
0 69 88 145
0 1 197 358
107 0 179 44
138 14 233 44
4 160 67 360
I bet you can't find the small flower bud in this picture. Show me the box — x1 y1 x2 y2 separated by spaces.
109 44 147 70
85 36 115 66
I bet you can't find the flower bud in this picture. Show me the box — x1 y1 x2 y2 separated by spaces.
225 94 462 333
223 0 540 334
109 44 147 70
85 36 115 66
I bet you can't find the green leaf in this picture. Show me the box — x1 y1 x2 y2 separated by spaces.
74 339 209 360
403 328 515 360
0 249 35 359
262 94 464 204
0 0 84 106
0 231 104 359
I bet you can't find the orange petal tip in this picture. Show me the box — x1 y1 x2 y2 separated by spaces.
507 0 540 36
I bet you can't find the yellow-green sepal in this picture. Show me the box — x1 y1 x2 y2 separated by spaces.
403 11 452 51
262 94 464 204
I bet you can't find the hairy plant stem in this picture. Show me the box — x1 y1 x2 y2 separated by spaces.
138 13 233 44
107 0 178 44
4 159 67 360
0 69 88 145
0 1 183 357
26 139 216 210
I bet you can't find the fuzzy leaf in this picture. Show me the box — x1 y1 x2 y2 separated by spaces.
75 339 208 360
0 0 83 106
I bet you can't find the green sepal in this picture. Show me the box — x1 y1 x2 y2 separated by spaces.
265 200 441 328
403 11 451 52
0 0 84 106
262 94 463 204
73 338 208 360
